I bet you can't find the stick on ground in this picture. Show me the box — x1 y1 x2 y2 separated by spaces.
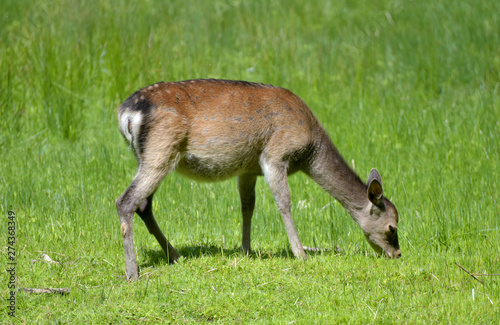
455 262 483 284
19 287 70 295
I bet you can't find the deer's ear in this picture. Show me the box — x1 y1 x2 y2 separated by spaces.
367 169 384 206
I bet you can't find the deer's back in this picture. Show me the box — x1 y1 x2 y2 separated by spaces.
118 79 322 181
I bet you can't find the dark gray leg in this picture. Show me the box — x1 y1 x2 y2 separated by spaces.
238 174 257 255
116 182 143 280
136 194 179 263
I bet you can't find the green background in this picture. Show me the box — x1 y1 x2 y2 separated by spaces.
1 0 499 323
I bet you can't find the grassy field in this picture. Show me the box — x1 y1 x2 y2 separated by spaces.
1 0 499 323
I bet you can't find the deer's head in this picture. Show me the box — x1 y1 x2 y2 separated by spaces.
360 169 401 258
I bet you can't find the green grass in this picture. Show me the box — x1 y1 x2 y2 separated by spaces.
1 0 499 323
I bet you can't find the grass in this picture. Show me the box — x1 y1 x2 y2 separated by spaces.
1 0 499 323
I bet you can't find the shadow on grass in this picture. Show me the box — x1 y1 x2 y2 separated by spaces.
138 244 335 268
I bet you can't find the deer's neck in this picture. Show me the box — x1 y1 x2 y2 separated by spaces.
308 131 368 222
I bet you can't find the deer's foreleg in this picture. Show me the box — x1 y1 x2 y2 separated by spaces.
260 157 307 260
238 174 257 255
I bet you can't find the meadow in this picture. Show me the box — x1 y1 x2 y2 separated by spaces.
1 0 499 323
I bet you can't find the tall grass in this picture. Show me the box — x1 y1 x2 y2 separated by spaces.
1 0 499 323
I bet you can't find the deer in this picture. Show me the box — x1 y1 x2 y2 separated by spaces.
116 79 401 280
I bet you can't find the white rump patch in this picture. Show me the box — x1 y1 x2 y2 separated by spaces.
118 109 143 154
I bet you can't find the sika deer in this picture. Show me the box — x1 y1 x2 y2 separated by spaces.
116 79 400 280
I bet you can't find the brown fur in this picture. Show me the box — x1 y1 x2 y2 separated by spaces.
116 79 401 280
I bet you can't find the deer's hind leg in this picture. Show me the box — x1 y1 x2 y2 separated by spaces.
136 193 180 263
116 143 183 280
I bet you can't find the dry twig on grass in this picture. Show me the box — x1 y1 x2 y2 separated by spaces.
19 287 70 295
455 262 483 283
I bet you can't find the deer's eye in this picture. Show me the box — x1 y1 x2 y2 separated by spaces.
388 225 397 234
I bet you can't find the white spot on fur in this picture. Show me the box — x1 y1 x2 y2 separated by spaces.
121 222 129 237
118 109 143 157
259 157 272 184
